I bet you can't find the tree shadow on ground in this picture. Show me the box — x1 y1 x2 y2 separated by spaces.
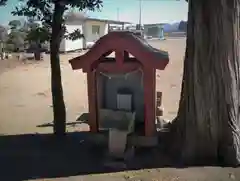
36 113 89 128
0 131 182 181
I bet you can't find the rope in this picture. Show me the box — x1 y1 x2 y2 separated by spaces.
99 68 144 87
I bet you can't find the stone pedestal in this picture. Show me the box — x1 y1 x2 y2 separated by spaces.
108 129 128 158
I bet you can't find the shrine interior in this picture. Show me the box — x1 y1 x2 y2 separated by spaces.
96 55 145 133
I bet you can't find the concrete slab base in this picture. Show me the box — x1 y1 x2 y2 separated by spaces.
87 132 158 147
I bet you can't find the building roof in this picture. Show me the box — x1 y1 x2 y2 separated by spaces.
144 23 166 27
85 18 132 25
65 12 132 24
65 11 132 25
69 31 169 72
65 16 132 25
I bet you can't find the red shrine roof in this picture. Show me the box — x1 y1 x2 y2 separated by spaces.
69 31 169 71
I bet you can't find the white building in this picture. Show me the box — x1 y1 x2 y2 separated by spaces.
143 23 165 40
60 18 131 52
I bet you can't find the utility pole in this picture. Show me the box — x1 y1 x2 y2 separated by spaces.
139 0 142 27
136 0 142 30
117 7 119 21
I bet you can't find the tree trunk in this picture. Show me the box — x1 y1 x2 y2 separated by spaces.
34 51 40 61
50 3 66 137
171 0 240 166
0 42 4 60
34 43 41 61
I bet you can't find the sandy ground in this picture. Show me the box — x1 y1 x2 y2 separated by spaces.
0 39 184 135
0 38 239 181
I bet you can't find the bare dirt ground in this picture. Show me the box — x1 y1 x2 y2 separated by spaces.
0 38 239 181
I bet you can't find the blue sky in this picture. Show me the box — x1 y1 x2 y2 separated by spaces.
0 0 188 25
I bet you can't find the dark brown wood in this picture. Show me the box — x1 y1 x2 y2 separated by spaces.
115 50 124 66
96 71 103 117
156 107 163 117
156 91 162 107
144 67 156 136
87 71 98 132
124 51 129 60
97 62 140 73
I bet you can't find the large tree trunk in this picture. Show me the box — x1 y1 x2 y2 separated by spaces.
171 0 240 165
50 3 66 137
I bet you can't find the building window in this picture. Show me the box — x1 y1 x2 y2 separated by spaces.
147 27 159 37
92 25 100 35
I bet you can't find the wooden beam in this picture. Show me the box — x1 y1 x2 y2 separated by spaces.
115 50 124 66
97 62 140 74
156 91 162 107
143 67 156 137
87 71 98 132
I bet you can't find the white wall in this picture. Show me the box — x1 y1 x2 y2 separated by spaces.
60 24 84 52
59 38 65 52
84 20 107 44
59 20 108 51
104 24 109 34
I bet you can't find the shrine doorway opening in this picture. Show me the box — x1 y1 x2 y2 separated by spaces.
95 55 145 133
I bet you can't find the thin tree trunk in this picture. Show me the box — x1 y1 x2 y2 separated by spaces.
0 42 4 60
50 2 66 137
34 51 40 61
34 43 41 61
171 0 240 165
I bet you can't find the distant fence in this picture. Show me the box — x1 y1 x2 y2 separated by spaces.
164 32 186 38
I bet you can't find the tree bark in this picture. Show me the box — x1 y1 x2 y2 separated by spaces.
34 51 41 61
172 0 240 165
34 52 40 61
50 3 66 137
0 42 3 60
34 43 41 61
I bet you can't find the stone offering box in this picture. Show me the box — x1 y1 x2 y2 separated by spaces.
69 31 169 151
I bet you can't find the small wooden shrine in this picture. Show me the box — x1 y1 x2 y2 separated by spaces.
69 31 169 143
